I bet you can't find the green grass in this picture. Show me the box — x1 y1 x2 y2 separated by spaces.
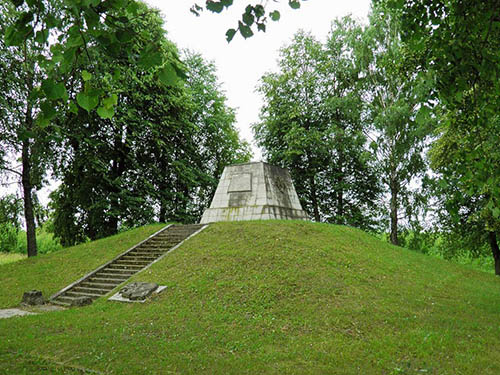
0 252 26 265
1 221 499 374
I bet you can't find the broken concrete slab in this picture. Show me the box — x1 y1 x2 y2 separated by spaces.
108 284 167 303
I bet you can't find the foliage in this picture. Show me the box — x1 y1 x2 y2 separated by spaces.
0 194 23 229
4 0 184 122
1 221 500 373
254 24 381 229
0 223 18 253
361 5 433 245
47 5 189 246
382 0 500 267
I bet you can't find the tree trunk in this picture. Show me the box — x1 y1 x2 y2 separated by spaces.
309 175 320 222
21 43 37 257
22 138 37 257
487 231 500 276
389 181 399 246
337 157 344 224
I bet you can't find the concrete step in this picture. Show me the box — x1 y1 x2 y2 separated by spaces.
66 290 104 298
121 255 157 261
94 270 134 278
50 224 206 307
90 276 127 284
53 296 73 304
98 266 138 279
127 251 163 257
136 246 168 251
114 259 150 266
51 299 70 307
71 287 109 296
80 281 118 290
107 264 144 270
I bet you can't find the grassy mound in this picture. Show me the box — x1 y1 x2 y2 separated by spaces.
0 221 499 374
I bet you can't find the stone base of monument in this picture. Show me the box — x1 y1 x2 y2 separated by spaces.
108 282 167 303
200 162 308 223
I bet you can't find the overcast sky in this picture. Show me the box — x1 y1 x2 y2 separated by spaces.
146 0 371 159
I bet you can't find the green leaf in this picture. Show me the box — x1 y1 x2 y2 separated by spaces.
82 70 92 81
158 63 179 86
289 0 301 9
242 11 254 26
126 1 140 15
238 21 253 39
11 0 24 7
415 105 431 125
41 80 67 100
492 207 500 219
270 10 280 21
116 30 134 43
76 92 99 112
257 23 266 32
18 129 35 141
102 94 118 108
35 29 48 44
5 25 29 46
226 28 236 42
97 106 114 119
138 46 163 70
221 0 233 7
69 101 79 114
206 1 223 13
254 5 265 18
40 100 57 121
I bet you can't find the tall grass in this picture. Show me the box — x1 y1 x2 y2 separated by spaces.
0 223 62 254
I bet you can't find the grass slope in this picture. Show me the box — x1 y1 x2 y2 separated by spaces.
0 221 499 375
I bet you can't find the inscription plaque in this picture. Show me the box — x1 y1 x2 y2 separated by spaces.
228 173 252 192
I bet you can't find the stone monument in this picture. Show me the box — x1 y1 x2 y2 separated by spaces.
200 162 308 223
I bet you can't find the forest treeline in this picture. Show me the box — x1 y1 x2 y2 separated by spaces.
0 0 499 275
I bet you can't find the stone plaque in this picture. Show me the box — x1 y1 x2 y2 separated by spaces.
228 173 252 192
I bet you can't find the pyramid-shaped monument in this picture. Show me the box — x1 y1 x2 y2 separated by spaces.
200 162 308 223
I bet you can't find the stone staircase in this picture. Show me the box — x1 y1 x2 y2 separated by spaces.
50 224 205 307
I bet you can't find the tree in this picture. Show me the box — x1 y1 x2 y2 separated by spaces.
0 0 62 257
49 4 192 245
362 6 433 245
383 0 500 268
254 25 381 228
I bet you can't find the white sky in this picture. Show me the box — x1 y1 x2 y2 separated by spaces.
146 0 371 159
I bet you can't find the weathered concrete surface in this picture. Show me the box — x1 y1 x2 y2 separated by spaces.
201 162 308 223
70 296 93 307
0 308 36 319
